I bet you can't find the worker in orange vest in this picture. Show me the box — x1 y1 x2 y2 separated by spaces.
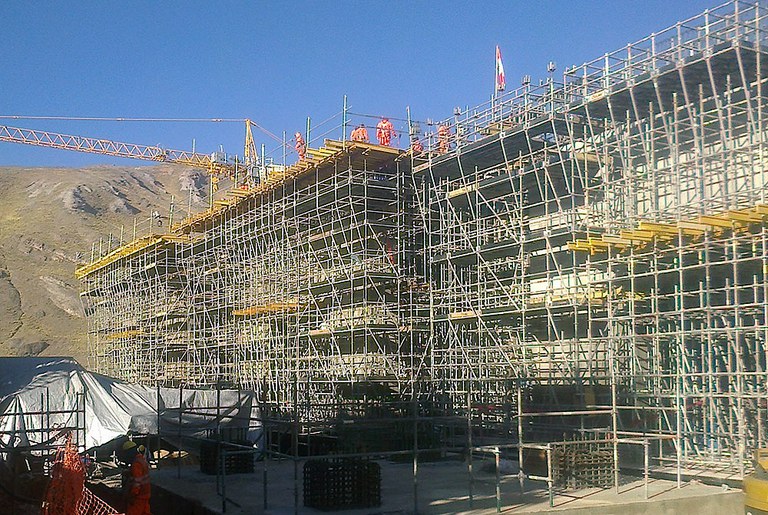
376 118 396 146
295 132 306 160
122 440 151 515
410 138 424 155
437 124 451 154
350 123 369 143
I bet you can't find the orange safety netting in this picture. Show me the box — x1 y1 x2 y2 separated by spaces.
40 435 121 515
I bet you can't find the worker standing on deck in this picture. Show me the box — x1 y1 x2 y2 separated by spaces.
376 118 396 146
350 123 369 143
437 124 451 154
295 132 306 160
122 440 151 515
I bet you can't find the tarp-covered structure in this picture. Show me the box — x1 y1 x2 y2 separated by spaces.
0 357 260 455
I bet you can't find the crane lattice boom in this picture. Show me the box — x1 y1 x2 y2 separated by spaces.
0 124 232 174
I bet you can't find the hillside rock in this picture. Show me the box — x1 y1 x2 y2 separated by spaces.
60 186 97 214
109 198 139 214
0 266 22 342
0 164 218 364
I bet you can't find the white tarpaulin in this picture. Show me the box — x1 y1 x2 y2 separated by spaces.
0 357 260 453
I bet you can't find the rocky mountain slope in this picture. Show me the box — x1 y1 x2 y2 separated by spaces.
0 164 213 365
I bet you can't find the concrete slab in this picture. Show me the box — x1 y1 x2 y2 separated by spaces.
149 458 744 515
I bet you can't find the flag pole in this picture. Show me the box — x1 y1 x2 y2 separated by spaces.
493 45 506 121
492 46 498 118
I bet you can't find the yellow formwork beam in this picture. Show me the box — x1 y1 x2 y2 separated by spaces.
449 310 480 320
567 240 590 252
619 230 656 242
676 221 708 236
637 222 679 235
587 237 611 249
601 235 631 247
80 139 406 278
76 232 195 279
233 302 300 316
725 210 765 223
76 235 164 279
697 215 736 228
569 204 768 257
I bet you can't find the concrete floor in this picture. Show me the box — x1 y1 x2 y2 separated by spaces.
149 457 745 515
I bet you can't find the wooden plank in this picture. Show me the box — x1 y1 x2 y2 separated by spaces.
572 152 601 164
308 148 336 158
449 310 479 320
324 139 347 149
447 184 476 198
229 190 253 198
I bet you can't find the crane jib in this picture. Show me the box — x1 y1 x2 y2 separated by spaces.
0 124 234 174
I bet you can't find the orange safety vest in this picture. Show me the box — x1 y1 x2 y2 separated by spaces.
351 127 369 142
295 134 306 160
438 125 450 154
130 453 151 500
376 120 394 146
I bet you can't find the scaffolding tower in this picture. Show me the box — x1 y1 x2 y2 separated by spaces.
78 0 768 484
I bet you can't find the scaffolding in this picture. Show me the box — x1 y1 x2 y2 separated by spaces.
78 0 768 496
80 138 429 412
414 0 768 481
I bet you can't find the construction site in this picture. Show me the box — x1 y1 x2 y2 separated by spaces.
3 1 768 513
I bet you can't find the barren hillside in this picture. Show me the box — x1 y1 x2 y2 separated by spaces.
0 164 213 365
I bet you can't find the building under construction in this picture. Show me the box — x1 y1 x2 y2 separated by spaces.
77 0 768 484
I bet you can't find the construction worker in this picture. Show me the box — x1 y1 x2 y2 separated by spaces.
376 118 396 147
437 124 451 154
350 123 369 143
295 132 306 160
410 138 424 155
121 440 151 515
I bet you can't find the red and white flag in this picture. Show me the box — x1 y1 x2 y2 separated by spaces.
495 45 506 92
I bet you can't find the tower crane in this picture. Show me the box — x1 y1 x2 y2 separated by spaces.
0 119 261 185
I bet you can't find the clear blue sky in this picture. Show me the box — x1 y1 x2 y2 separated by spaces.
1 0 717 167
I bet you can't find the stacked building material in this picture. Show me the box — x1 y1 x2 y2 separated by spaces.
303 458 381 511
